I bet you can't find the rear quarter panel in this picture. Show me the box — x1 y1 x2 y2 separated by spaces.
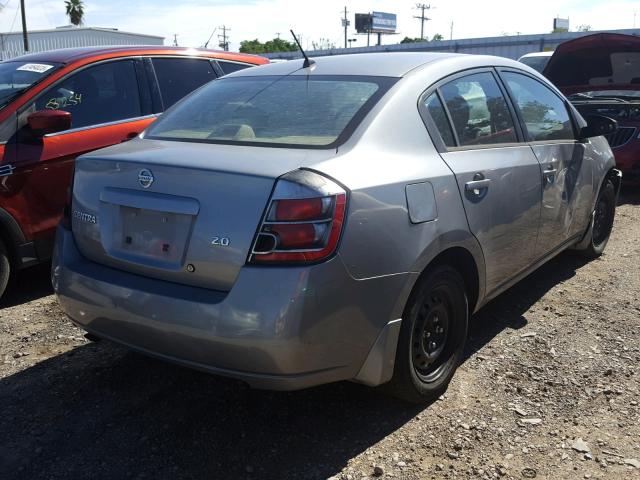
312 69 486 316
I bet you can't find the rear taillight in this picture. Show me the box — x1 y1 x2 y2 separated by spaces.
249 170 347 264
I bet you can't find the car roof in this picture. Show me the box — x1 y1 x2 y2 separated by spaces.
229 52 530 78
519 51 554 59
4 45 267 65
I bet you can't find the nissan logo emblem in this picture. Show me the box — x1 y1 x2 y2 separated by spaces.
138 169 154 188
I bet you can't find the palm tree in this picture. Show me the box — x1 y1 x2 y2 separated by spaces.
65 0 85 26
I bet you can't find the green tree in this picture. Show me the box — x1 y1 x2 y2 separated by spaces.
65 0 85 26
400 36 424 44
239 39 266 54
432 33 444 41
239 38 297 54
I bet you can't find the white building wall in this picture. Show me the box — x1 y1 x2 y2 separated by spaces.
0 27 164 60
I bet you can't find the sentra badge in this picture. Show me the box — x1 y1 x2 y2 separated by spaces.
73 210 97 224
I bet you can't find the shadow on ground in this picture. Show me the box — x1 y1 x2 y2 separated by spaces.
0 251 590 479
0 262 53 309
618 183 640 206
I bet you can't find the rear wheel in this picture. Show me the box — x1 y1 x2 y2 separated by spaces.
0 238 10 300
387 265 468 403
576 178 616 259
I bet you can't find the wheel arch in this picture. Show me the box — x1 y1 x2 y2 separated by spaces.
393 232 487 321
354 233 485 388
606 167 622 199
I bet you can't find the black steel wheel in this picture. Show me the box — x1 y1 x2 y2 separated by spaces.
577 178 616 259
387 265 468 403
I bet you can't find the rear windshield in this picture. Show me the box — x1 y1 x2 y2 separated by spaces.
145 75 397 148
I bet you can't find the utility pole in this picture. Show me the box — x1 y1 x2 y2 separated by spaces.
341 6 350 49
218 25 230 51
172 34 178 46
449 21 454 40
20 0 28 52
414 3 432 41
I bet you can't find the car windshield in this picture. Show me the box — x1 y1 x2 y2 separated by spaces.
145 75 397 148
0 60 61 107
519 56 551 73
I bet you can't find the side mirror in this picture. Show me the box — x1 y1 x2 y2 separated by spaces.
27 110 72 136
579 114 617 139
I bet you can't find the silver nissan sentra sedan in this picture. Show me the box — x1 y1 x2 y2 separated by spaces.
52 52 620 402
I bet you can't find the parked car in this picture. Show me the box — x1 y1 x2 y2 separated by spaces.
0 46 267 297
517 51 553 72
53 52 620 402
543 33 640 178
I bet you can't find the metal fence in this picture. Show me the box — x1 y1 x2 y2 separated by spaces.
265 28 640 61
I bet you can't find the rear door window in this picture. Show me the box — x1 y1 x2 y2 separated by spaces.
438 72 517 147
217 61 252 76
35 60 142 129
152 58 217 108
501 72 575 142
422 93 456 148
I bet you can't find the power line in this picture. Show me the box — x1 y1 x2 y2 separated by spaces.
8 1 20 34
414 3 432 41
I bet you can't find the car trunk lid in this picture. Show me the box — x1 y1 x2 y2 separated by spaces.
71 138 334 291
543 33 640 96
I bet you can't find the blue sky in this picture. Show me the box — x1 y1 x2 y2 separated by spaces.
1 0 638 51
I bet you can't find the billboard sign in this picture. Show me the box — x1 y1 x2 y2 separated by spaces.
553 17 570 32
372 12 397 33
355 13 372 33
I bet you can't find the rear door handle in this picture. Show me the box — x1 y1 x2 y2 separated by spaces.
465 178 491 192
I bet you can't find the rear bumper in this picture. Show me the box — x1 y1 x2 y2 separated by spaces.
52 226 408 390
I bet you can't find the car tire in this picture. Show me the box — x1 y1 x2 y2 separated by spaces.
0 238 10 300
387 265 468 404
576 178 616 259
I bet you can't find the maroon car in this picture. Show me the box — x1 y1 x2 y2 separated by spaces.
543 33 640 178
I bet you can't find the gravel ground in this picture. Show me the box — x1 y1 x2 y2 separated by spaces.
1 189 639 480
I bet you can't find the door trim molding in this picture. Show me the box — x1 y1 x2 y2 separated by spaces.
44 113 159 138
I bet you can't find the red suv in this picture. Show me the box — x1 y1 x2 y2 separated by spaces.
0 46 267 297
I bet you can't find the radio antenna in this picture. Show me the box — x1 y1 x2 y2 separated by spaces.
290 29 315 68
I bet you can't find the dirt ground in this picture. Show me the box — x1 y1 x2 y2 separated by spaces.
0 189 639 480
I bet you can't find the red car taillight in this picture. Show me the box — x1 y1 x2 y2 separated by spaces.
249 171 347 264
